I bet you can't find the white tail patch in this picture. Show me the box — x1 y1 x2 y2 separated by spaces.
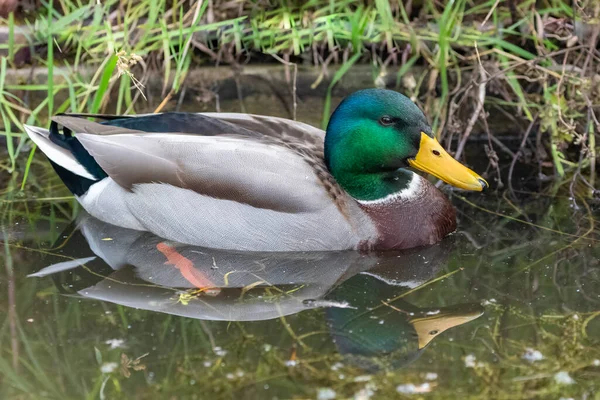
24 125 97 180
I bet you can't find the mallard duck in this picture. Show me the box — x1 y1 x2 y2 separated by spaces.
24 89 487 252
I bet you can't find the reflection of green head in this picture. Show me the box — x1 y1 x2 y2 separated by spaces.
325 274 483 372
326 301 424 371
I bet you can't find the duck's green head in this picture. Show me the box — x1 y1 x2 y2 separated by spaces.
324 89 487 201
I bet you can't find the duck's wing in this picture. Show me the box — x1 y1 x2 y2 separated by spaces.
200 112 325 147
53 113 327 213
52 114 374 251
53 112 323 143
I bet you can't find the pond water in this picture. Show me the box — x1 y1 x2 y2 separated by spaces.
1 71 599 399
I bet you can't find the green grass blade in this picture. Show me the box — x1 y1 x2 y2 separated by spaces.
90 55 118 114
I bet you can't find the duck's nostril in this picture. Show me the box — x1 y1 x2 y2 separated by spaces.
478 178 489 190
432 150 441 156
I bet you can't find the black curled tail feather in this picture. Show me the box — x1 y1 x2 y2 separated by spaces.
49 161 98 196
49 120 108 181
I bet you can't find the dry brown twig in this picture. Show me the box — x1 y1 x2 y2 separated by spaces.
115 50 146 101
454 65 487 161
271 53 298 121
508 116 538 199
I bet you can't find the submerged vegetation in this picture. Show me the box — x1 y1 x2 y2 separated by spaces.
0 0 598 196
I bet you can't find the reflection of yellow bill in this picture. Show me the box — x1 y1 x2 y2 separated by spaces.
411 307 484 349
408 133 488 191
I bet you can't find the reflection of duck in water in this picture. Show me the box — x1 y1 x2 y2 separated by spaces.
326 271 483 371
31 215 482 370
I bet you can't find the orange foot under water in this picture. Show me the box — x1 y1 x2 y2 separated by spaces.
156 242 221 295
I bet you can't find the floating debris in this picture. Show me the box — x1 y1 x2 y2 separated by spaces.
105 339 126 349
120 353 148 378
396 383 432 394
464 354 477 368
100 362 118 374
330 362 344 371
317 388 337 400
554 371 575 385
213 346 227 357
425 372 438 381
463 354 486 368
522 348 544 362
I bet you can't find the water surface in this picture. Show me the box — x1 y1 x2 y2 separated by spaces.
1 78 599 399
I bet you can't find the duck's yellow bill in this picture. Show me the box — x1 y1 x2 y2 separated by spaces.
408 132 488 191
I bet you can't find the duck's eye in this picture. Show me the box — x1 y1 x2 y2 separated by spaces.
379 116 394 126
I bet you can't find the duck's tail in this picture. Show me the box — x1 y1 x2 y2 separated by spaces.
24 122 106 196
